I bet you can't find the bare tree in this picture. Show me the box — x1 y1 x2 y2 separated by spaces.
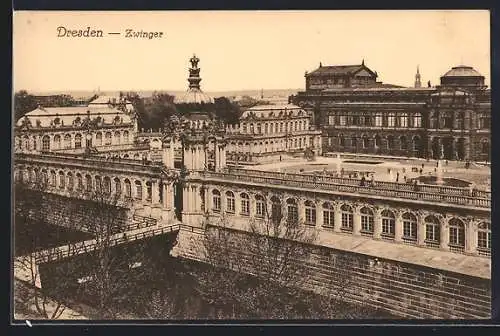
198 192 323 319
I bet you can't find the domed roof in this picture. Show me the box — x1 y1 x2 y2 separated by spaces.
442 65 483 78
174 89 213 104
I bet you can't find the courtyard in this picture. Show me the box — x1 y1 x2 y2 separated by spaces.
247 154 491 191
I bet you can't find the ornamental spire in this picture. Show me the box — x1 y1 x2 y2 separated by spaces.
187 54 202 90
414 65 422 88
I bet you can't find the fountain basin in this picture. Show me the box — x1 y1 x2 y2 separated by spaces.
413 175 472 188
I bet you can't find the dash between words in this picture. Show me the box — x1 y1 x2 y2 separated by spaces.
57 26 164 39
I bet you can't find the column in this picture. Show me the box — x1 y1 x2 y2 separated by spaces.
465 220 477 254
316 202 323 229
353 207 361 235
452 138 457 160
373 211 382 239
334 205 342 233
394 212 403 242
151 180 160 204
439 219 449 250
417 215 426 246
464 138 471 161
220 145 227 169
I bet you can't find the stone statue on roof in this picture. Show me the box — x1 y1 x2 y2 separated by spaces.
190 54 200 68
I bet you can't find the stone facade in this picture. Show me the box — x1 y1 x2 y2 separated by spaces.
171 228 490 319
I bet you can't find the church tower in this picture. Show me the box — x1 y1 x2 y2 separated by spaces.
414 65 422 88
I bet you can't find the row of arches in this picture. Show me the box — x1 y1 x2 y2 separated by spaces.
15 129 133 152
209 189 491 254
332 134 422 152
235 118 310 135
226 136 315 155
15 166 161 204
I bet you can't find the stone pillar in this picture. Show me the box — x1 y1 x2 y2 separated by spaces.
452 138 457 160
353 207 361 235
466 220 477 254
440 219 449 250
162 139 173 169
220 144 227 169
374 211 382 239
417 215 426 246
184 145 191 170
464 138 471 161
316 202 323 228
151 180 160 204
334 206 342 233
394 212 403 242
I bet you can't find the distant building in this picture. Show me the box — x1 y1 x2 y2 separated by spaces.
292 63 491 162
225 104 322 163
88 95 135 114
32 94 75 107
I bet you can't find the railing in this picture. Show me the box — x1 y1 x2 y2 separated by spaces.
201 169 491 209
14 152 168 176
127 214 158 230
34 224 181 263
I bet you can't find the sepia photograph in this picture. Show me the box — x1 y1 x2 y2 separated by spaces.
12 10 491 321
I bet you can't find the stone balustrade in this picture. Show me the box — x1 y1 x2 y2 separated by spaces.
201 168 491 209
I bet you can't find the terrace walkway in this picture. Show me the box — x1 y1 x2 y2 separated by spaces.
200 167 490 210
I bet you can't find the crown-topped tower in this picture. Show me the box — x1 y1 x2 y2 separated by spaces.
174 54 214 104
414 65 422 88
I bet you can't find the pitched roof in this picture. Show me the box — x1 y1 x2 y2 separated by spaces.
307 64 378 77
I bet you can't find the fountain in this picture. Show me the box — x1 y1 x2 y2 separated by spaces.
436 160 444 185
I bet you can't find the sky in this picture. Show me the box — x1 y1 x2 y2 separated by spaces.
13 10 490 93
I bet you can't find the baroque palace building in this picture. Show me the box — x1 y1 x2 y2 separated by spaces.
13 55 491 319
291 62 491 162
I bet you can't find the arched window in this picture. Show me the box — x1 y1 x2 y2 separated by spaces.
381 210 395 238
388 113 396 127
280 122 283 133
240 193 250 216
386 135 394 149
374 135 381 148
477 222 491 254
52 171 58 187
96 132 103 146
413 113 422 128
74 134 82 148
255 195 265 218
145 181 152 201
400 113 408 127
212 190 221 212
114 131 121 145
105 132 112 145
425 215 440 243
449 218 465 248
103 176 111 194
271 196 282 224
341 204 353 231
67 172 74 190
33 168 39 184
412 136 421 152
64 134 72 149
58 171 65 189
286 198 298 224
29 137 35 151
304 200 316 226
114 178 121 195
264 123 269 134
21 136 29 151
362 135 369 149
123 131 130 144
74 173 82 190
124 179 131 198
257 123 262 134
41 169 48 186
134 180 142 200
360 207 374 234
399 136 407 150
322 202 335 228
85 174 92 192
53 135 61 150
226 191 235 213
402 213 417 242
481 140 490 155
339 135 345 147
95 176 102 192
42 135 50 151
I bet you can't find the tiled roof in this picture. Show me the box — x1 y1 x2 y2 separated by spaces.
307 64 364 76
